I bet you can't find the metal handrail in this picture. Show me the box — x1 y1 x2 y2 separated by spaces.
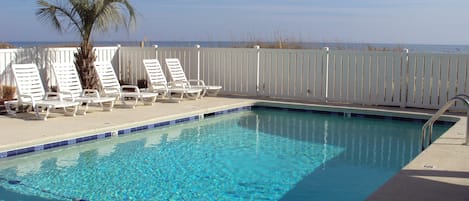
421 94 469 151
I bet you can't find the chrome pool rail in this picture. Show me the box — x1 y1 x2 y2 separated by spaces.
421 94 469 151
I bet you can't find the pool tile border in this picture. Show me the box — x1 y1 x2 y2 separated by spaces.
0 104 454 159
0 106 252 159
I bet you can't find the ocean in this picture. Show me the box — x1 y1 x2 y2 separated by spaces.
6 41 469 54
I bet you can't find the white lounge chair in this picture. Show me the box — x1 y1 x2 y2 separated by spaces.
143 59 201 102
94 61 158 108
11 63 79 120
52 63 115 115
165 58 222 97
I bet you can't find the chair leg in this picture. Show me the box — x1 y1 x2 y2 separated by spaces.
77 102 89 115
199 88 207 98
102 101 114 112
168 92 183 103
143 96 157 106
63 105 78 117
206 89 221 96
121 96 137 109
36 105 51 120
185 91 200 100
5 101 17 116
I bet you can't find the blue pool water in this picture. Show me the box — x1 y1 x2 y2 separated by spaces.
0 108 452 201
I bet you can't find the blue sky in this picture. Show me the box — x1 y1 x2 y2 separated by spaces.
1 0 469 45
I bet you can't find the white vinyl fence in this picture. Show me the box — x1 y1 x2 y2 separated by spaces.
327 50 406 106
0 46 118 91
1 45 469 110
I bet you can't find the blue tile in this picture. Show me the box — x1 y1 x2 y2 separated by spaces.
0 152 7 158
76 135 98 143
118 129 131 135
67 139 76 145
130 125 148 132
59 140 68 146
34 145 44 152
155 121 170 127
44 142 58 150
6 150 17 157
97 133 106 139
176 117 190 123
204 112 215 118
16 147 34 155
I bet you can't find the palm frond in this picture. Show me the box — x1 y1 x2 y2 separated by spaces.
94 0 136 33
36 0 83 35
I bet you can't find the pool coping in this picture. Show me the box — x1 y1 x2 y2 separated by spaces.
0 98 468 200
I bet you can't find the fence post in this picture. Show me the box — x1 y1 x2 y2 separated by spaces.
324 47 330 102
255 45 260 94
196 44 201 80
401 48 409 108
117 44 121 80
154 45 158 59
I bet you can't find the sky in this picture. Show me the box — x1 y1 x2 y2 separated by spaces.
1 0 469 45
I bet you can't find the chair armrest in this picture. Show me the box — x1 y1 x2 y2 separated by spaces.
169 80 189 88
18 94 36 106
45 91 64 101
151 83 169 90
82 89 101 98
188 79 206 87
58 91 76 101
121 85 140 93
103 87 121 96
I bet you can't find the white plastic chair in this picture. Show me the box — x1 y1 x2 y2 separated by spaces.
11 63 79 120
94 61 158 108
52 63 115 115
143 59 201 102
165 58 222 97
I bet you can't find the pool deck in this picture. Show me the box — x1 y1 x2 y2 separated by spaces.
0 97 468 200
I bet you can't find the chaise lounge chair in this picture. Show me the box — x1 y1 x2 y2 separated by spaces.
52 63 115 115
143 59 201 102
94 61 158 108
164 58 222 97
11 63 79 120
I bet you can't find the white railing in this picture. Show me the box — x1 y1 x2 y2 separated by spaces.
1 45 469 111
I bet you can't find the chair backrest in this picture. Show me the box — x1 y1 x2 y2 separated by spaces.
143 59 168 90
11 63 45 102
165 58 188 82
52 63 83 97
94 61 121 94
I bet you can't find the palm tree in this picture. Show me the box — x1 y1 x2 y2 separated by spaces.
36 0 136 89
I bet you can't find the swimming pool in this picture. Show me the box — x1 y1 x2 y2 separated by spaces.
0 106 452 201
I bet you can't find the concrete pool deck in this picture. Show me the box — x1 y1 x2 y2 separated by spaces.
0 97 468 200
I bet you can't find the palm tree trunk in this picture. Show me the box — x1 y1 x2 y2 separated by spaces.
74 42 98 89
